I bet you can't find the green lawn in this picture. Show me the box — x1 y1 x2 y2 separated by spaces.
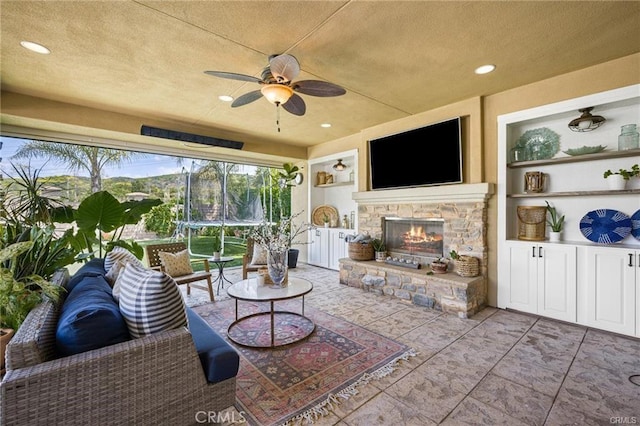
138 236 246 271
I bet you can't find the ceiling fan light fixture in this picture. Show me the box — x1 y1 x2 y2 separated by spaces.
568 107 606 132
218 95 233 102
333 159 347 171
261 84 293 105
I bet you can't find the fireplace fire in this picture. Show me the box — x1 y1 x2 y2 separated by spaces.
383 217 444 259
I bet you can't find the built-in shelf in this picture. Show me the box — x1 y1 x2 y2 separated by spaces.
507 147 640 168
508 189 640 198
314 181 353 188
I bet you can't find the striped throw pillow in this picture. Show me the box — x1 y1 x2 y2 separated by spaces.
104 246 143 273
117 263 188 338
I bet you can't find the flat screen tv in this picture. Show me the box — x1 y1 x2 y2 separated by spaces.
368 117 462 190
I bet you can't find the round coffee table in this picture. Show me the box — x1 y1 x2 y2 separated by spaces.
226 277 314 348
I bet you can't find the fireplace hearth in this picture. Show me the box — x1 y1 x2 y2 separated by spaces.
383 217 444 260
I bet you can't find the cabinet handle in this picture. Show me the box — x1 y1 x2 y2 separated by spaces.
339 232 344 239
315 229 321 237
538 246 543 258
629 253 634 267
532 247 536 258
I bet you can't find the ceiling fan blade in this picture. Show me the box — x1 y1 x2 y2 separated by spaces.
269 54 300 83
293 80 346 97
204 70 261 83
231 90 263 107
283 94 306 116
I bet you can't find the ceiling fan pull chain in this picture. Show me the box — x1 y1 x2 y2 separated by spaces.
276 103 281 132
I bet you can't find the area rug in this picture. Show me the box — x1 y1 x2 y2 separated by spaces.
193 299 417 426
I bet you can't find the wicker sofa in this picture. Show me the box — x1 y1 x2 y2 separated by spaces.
0 261 239 426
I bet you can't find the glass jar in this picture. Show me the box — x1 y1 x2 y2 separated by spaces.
618 124 639 151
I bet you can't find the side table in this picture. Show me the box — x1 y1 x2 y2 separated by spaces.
209 256 234 295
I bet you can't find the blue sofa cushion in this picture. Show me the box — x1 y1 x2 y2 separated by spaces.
186 307 239 383
56 275 131 356
64 258 106 293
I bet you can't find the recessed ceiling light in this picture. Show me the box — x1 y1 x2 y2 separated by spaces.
218 95 233 102
20 41 50 54
474 64 496 75
320 123 331 128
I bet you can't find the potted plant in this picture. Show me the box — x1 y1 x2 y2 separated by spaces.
430 258 448 274
322 213 330 228
371 238 386 262
212 226 223 260
603 164 639 190
0 241 64 372
545 201 565 242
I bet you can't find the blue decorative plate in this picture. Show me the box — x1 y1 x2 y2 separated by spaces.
632 209 640 241
580 209 632 244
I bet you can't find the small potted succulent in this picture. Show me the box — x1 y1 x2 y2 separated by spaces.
430 258 448 274
370 238 387 262
545 201 565 242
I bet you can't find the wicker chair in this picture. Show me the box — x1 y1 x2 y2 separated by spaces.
145 242 214 301
242 238 263 279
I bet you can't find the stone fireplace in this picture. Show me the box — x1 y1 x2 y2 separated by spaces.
339 183 494 317
383 217 445 260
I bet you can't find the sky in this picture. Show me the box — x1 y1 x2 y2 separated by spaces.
0 135 255 179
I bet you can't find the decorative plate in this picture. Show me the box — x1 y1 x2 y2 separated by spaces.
579 209 632 244
631 209 640 241
311 205 339 226
514 127 561 160
562 145 606 156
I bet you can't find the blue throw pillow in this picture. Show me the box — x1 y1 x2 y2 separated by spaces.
56 275 130 357
64 258 106 293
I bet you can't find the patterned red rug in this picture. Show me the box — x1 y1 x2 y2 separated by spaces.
193 299 416 425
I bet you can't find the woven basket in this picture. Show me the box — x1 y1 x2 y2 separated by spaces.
517 206 546 241
348 242 374 261
454 256 479 277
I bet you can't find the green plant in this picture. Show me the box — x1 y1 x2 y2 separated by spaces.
0 241 64 330
603 164 639 180
144 203 176 237
371 238 386 252
545 201 565 232
449 250 459 260
212 226 224 252
276 162 301 188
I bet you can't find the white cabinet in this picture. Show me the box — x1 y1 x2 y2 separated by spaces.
307 228 349 271
497 84 640 337
504 241 576 322
585 247 638 336
329 229 349 270
308 228 329 267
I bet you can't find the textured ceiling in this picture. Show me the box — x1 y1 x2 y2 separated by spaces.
1 1 639 149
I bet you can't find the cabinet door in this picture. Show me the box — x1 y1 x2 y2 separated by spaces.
537 243 576 322
329 230 348 270
307 228 329 267
504 241 538 314
585 247 636 336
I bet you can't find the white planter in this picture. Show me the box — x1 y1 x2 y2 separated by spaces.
549 231 562 242
606 175 627 190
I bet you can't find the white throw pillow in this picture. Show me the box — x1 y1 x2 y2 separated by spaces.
158 249 193 277
250 244 268 265
104 246 143 273
117 263 188 339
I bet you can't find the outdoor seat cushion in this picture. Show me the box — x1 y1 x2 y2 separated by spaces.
56 275 131 356
186 307 239 384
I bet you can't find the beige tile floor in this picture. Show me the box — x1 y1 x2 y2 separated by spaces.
197 264 640 426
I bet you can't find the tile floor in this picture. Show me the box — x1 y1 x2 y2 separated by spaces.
195 263 640 426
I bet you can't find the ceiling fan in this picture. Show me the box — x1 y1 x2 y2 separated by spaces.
205 54 346 122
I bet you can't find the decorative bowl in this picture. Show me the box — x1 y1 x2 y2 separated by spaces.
430 262 448 274
562 145 606 156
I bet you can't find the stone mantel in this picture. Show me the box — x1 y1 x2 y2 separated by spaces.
352 183 494 204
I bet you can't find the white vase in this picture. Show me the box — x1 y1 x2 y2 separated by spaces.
606 175 627 190
548 231 562 242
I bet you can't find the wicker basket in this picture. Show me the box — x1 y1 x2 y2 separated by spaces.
517 206 546 241
348 242 374 261
454 256 479 277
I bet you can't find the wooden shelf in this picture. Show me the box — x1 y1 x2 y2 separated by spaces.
314 181 354 188
507 147 640 169
508 189 640 198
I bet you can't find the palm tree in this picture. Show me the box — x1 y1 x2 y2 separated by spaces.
11 141 146 193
